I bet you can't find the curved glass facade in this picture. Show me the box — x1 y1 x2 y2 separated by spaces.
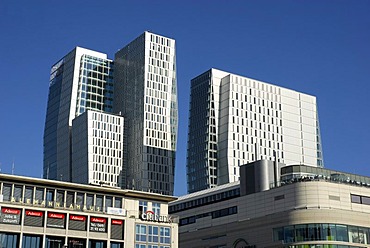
274 223 369 244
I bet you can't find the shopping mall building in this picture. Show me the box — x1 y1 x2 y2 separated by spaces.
0 173 178 248
169 160 370 248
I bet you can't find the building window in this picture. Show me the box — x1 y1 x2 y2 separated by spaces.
111 242 124 248
14 185 23 201
148 226 159 243
139 201 148 213
2 184 12 201
35 188 44 202
114 197 122 208
22 234 42 248
160 227 170 244
136 224 147 242
45 236 64 248
0 232 18 248
25 187 34 202
152 203 160 215
351 194 362 204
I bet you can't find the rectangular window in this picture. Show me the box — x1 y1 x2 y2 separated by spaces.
13 185 23 201
66 191 74 207
336 224 349 242
56 190 64 205
139 201 148 213
46 189 54 202
105 196 113 208
22 234 42 248
160 227 170 244
86 194 94 209
148 226 159 242
136 224 147 242
351 194 361 204
115 197 122 208
152 203 160 215
0 232 19 248
35 188 44 202
2 184 12 201
76 193 84 207
96 195 103 211
25 187 34 202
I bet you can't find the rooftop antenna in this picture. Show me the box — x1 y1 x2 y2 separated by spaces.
11 160 15 175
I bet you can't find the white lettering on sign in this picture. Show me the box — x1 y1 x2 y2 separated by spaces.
140 211 173 223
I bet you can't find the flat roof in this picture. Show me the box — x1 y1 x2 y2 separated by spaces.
0 173 177 203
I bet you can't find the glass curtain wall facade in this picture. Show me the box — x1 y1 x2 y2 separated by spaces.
186 68 324 193
114 31 178 195
43 47 114 183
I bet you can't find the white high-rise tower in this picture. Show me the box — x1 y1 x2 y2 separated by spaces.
114 31 178 195
187 68 324 193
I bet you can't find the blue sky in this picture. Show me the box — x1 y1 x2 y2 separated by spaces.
0 0 369 196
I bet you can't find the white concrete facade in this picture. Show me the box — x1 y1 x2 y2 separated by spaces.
171 164 370 247
72 110 124 187
187 68 324 193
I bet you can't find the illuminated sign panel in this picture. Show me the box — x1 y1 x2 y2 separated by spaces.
24 210 44 227
69 214 87 231
140 210 173 223
89 217 107 233
111 219 124 240
47 212 66 229
0 207 21 224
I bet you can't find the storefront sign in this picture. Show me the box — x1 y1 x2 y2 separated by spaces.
107 207 126 216
8 197 104 212
26 210 43 217
48 213 65 219
111 219 124 240
0 207 21 224
70 215 86 221
140 210 173 223
89 217 107 233
24 209 44 227
47 212 65 229
69 215 87 231
112 219 123 225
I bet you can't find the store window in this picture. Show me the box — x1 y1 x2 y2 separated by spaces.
67 237 86 248
45 236 64 248
22 234 42 248
111 242 124 248
88 239 106 248
0 232 19 248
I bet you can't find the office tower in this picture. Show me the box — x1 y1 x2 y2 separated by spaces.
71 110 124 187
43 47 116 183
114 31 178 195
187 68 324 193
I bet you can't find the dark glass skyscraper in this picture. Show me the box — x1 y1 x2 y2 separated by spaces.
114 31 178 195
43 47 115 182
